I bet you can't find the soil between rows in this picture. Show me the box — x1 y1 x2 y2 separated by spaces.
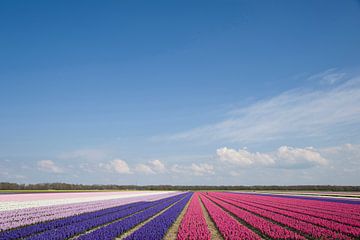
163 194 193 240
198 194 224 240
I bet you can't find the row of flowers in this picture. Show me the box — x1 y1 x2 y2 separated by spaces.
76 193 191 240
0 192 179 231
177 192 211 240
200 193 261 240
226 193 360 236
232 192 360 218
232 193 360 226
124 192 192 240
2 191 358 240
206 193 305 239
210 192 351 239
0 193 187 240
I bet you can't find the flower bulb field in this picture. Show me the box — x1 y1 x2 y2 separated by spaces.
1 191 359 240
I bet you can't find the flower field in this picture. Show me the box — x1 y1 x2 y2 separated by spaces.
1 191 359 239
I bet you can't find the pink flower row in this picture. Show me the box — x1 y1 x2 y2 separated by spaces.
206 193 305 240
177 192 211 240
235 194 360 225
240 193 360 218
212 193 351 240
228 193 360 232
199 193 261 240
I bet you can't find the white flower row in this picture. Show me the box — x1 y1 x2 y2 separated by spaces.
0 191 175 212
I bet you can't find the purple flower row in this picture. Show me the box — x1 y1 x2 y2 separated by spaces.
0 193 186 240
76 192 192 240
0 201 146 240
0 192 180 231
124 192 192 240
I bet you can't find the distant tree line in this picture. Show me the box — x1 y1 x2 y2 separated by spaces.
0 182 359 191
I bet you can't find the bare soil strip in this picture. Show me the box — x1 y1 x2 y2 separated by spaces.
163 194 192 240
117 195 187 240
198 195 224 240
207 194 312 240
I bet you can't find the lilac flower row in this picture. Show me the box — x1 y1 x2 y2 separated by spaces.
0 192 180 231
0 201 145 240
0 192 179 220
0 193 185 240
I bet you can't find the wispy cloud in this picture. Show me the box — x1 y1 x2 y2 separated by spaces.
37 160 63 173
171 163 215 176
165 73 360 144
320 143 360 173
308 68 347 85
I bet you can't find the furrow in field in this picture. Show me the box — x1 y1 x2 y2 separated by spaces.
198 194 224 240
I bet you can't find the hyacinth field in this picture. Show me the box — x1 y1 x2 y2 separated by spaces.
1 191 360 240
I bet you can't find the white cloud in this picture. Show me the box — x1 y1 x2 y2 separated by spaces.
100 159 132 174
149 160 166 173
37 160 63 173
217 146 327 169
135 164 156 174
135 159 166 175
217 147 274 166
164 74 360 145
170 163 215 176
276 146 327 167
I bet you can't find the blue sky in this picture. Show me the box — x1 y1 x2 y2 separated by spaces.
1 0 360 185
